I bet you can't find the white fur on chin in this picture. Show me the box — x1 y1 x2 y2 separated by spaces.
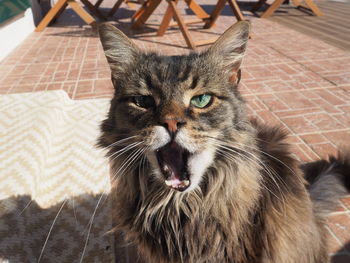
146 126 216 192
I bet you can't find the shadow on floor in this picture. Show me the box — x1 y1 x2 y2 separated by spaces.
0 193 113 262
332 246 350 263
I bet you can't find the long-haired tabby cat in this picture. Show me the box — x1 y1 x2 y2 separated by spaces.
97 22 350 263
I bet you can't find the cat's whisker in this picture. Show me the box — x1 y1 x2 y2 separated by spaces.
80 143 146 260
219 143 286 205
79 193 107 263
109 141 143 161
207 137 290 195
109 142 142 158
215 148 280 203
211 136 300 184
215 146 283 202
207 137 284 196
38 199 67 263
113 147 146 181
230 141 300 199
210 137 290 213
18 199 33 215
103 135 140 150
80 147 142 256
110 144 146 179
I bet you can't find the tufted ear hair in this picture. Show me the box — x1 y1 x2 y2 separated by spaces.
208 21 250 84
98 23 139 78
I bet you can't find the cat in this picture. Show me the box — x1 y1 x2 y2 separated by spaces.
97 21 350 263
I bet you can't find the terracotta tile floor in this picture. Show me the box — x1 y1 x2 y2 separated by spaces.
1 0 349 261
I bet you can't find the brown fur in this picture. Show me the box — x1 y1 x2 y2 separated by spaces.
108 122 329 263
97 22 349 263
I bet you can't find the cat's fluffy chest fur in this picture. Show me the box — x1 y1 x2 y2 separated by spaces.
97 22 349 263
110 123 325 263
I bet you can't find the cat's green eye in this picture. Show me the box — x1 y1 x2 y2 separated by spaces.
133 96 155 109
190 94 213 108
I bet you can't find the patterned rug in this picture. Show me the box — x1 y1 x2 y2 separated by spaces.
0 91 115 262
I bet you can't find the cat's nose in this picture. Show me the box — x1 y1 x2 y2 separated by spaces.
163 119 186 134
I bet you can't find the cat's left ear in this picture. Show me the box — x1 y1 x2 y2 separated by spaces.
208 21 250 84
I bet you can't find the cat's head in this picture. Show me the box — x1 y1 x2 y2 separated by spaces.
98 22 251 192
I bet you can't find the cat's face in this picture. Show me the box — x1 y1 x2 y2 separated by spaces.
98 22 250 192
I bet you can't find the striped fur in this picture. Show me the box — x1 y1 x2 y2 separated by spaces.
97 22 349 263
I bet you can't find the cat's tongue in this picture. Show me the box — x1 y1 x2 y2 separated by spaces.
156 142 190 191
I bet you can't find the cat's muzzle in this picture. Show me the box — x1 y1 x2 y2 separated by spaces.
156 142 191 191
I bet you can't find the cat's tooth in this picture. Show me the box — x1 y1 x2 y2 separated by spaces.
165 180 172 186
183 180 190 186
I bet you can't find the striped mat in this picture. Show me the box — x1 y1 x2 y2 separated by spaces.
0 91 115 262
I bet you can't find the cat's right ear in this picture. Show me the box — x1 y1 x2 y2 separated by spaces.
98 23 139 76
207 21 250 84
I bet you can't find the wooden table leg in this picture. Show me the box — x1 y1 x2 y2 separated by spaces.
251 0 266 12
67 0 96 25
131 0 162 29
108 0 124 16
132 1 149 21
260 0 284 18
94 0 104 8
157 0 177 36
291 0 301 6
185 0 210 19
81 0 106 20
303 0 324 16
35 0 68 32
126 0 137 9
204 0 226 29
167 0 195 49
227 0 245 21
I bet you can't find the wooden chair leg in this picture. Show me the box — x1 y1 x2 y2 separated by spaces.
303 0 324 16
81 0 106 20
67 0 96 25
184 0 210 19
108 0 124 16
35 0 68 32
157 1 176 36
204 0 226 29
251 0 266 12
291 0 301 6
260 0 284 18
131 0 162 29
227 0 245 21
126 0 137 9
167 0 195 49
94 0 104 8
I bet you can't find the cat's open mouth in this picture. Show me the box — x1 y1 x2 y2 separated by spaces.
156 142 191 192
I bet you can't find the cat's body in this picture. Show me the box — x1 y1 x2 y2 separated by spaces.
97 22 350 263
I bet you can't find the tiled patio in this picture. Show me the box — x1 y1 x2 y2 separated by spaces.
0 0 349 261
